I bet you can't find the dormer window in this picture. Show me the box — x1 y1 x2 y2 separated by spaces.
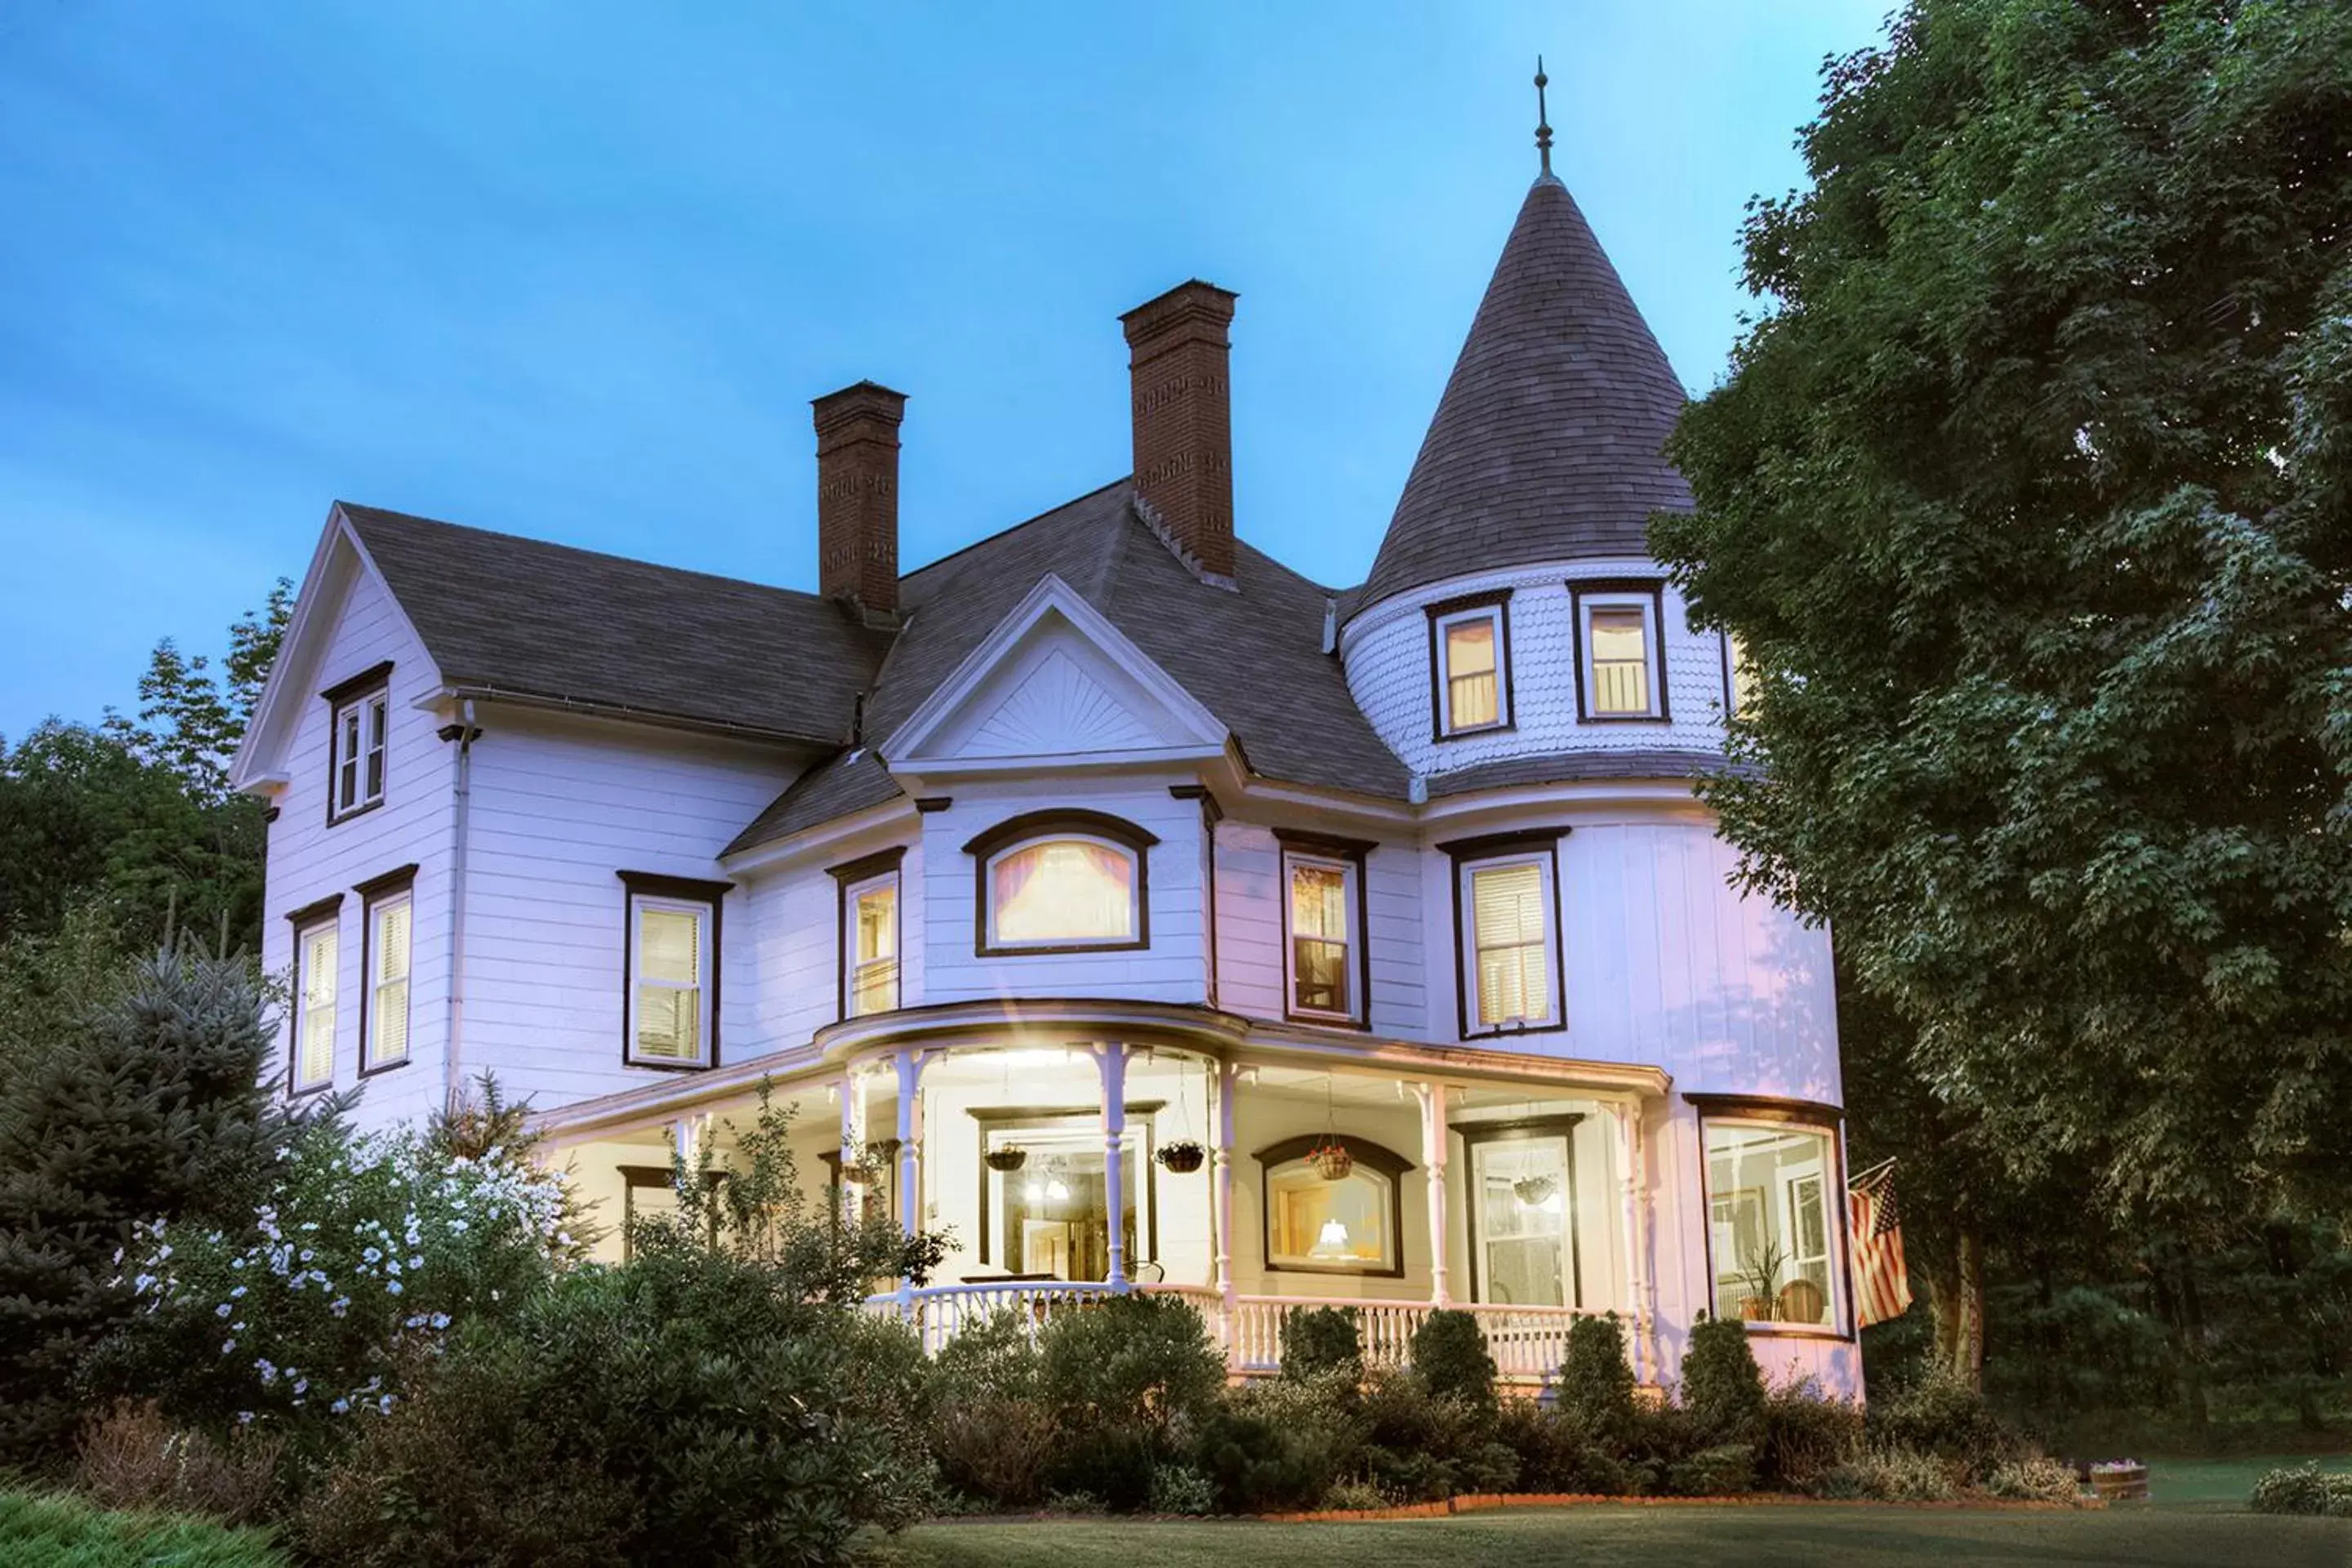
1428 592 1513 739
964 811 1158 956
1571 582 1668 722
321 662 394 823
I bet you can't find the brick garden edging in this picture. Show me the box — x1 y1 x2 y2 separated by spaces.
1254 1490 2104 1523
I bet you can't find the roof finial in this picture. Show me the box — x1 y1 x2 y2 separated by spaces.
1534 56 1553 177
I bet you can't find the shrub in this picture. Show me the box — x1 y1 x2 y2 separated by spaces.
1984 1455 2082 1503
1756 1377 1863 1490
930 1397 1057 1509
1663 1441 1757 1496
96 1104 579 1454
0 1486 290 1568
1555 1313 1637 1441
1814 1445 1962 1502
1678 1315 1766 1444
72 1401 281 1526
2249 1462 2352 1516
1146 1463 1216 1516
1356 1370 1517 1500
1036 1292 1224 1506
1494 1401 1633 1495
1203 1370 1365 1512
1280 1306 1365 1384
933 1308 1041 1404
301 1246 936 1567
1321 1478 1388 1512
1409 1309 1497 1414
1865 1368 2019 1481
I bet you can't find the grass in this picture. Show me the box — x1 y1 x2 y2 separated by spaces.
898 1503 2352 1568
2149 1453 2352 1503
0 1489 287 1568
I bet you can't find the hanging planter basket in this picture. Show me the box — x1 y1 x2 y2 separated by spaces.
984 1146 1029 1173
1513 1174 1561 1209
842 1159 883 1187
1307 1137 1354 1183
1157 1140 1205 1174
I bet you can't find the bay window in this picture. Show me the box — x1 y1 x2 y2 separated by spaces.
1428 594 1512 737
618 871 728 1069
1692 1098 1844 1331
964 811 1157 956
1570 581 1668 721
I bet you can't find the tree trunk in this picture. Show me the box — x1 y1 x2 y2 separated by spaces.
1950 1226 1986 1391
2178 1247 2210 1432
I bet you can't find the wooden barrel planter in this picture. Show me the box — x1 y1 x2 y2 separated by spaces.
2088 1463 2149 1503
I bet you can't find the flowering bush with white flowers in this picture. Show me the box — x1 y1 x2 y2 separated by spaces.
100 1111 581 1446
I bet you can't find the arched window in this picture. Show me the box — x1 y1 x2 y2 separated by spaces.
964 810 1158 956
1254 1134 1411 1279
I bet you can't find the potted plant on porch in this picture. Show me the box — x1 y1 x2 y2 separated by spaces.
1157 1138 1205 1174
1736 1242 1786 1322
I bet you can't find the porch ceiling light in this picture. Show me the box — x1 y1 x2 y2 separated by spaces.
996 1047 1073 1069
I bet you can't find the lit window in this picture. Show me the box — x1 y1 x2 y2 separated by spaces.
846 873 898 1017
363 887 411 1071
1724 631 1757 719
1703 1119 1839 1327
1258 1140 1405 1276
294 919 338 1091
989 839 1138 947
1469 1127 1580 1307
1463 855 1557 1031
1433 602 1509 735
629 897 712 1067
1283 852 1357 1021
331 688 390 819
1574 586 1666 720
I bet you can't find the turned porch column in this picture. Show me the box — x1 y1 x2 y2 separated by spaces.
837 1070 868 1225
893 1045 929 1238
1096 1041 1130 1290
1611 1101 1656 1383
1416 1081 1452 1307
1211 1060 1238 1337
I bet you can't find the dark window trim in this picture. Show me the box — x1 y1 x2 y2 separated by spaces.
617 871 728 1072
287 900 343 1098
968 1102 1164 1270
1690 1101 1855 1342
357 865 419 1077
1457 1113 1587 1307
1568 578 1672 725
914 796 954 813
831 847 907 1022
323 663 396 828
1426 590 1517 743
963 809 1158 957
618 1163 726 1260
1253 1133 1413 1280
1444 831 1570 1041
1272 830 1374 1029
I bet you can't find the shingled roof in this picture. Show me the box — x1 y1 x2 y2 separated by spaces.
341 503 891 746
1354 172 1695 612
727 482 1412 855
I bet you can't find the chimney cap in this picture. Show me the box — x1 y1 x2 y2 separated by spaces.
812 379 909 412
1120 279 1238 338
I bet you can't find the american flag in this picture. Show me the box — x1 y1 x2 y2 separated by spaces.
1848 1160 1913 1328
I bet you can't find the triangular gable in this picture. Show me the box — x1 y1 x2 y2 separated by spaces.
229 504 441 792
884 573 1228 774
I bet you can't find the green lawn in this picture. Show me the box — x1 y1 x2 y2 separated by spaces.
2149 1453 2352 1503
899 1503 2352 1568
0 1489 285 1568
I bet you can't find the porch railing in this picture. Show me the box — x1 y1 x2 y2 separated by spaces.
866 1282 1606 1385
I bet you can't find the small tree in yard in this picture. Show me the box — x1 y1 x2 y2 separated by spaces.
0 947 299 1464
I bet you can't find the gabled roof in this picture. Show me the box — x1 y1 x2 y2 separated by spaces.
726 482 1411 857
1355 173 1695 612
340 503 891 745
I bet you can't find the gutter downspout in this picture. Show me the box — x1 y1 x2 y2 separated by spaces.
443 701 479 1112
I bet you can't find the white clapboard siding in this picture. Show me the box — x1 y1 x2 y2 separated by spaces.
260 564 453 1132
734 830 926 1059
457 710 796 1110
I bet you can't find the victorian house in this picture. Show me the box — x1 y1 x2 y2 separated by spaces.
229 131 1857 1395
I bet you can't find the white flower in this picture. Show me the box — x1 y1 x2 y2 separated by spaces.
332 1398 350 1414
386 1281 403 1295
293 1378 308 1396
222 1339 237 1353
229 1285 247 1299
330 1297 350 1318
429 1312 451 1330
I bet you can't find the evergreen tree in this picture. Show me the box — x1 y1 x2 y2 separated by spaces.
0 947 303 1464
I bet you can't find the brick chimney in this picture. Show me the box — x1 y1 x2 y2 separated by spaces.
813 381 906 620
1120 281 1238 581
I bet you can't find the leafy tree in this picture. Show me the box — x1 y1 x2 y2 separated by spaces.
0 948 303 1464
1655 0 2352 1254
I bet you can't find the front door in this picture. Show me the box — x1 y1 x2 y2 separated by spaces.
1470 1130 1579 1307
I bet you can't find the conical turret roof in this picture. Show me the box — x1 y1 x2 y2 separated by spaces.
1356 173 1693 610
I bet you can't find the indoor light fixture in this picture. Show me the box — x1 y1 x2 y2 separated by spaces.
1313 1218 1351 1257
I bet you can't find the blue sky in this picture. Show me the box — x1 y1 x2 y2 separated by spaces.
0 1 1886 741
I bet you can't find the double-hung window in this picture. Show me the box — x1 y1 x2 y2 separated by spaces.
619 872 727 1069
1723 630 1757 719
290 902 341 1093
830 848 906 1018
1274 830 1372 1025
358 866 416 1073
1570 582 1668 721
323 664 393 822
1445 831 1566 1037
1429 596 1512 737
